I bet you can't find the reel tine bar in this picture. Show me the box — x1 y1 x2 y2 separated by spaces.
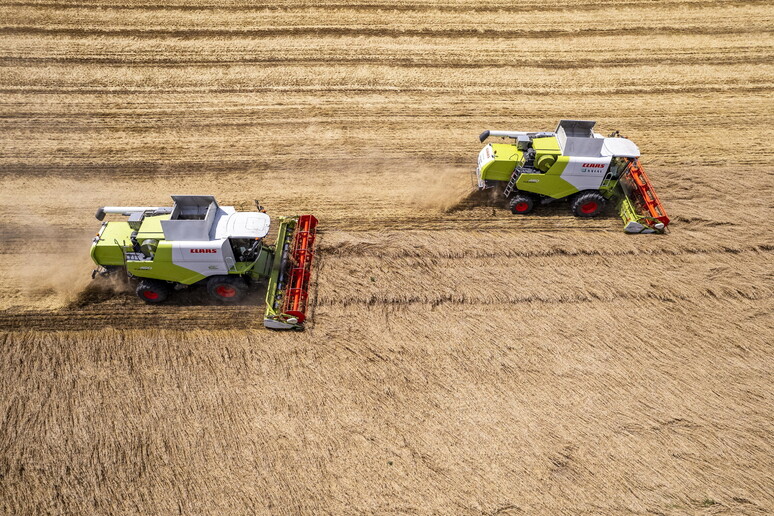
281 215 318 322
624 159 670 226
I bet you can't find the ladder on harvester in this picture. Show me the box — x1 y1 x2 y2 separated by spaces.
503 164 525 198
504 152 535 198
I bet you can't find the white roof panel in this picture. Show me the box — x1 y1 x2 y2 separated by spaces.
220 212 271 239
602 138 640 158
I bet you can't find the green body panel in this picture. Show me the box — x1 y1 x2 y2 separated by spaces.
480 138 580 199
91 221 133 266
135 214 169 241
600 178 619 197
532 137 560 153
479 143 523 182
91 216 205 284
91 215 171 267
516 157 579 199
125 242 206 285
237 245 274 278
531 137 561 172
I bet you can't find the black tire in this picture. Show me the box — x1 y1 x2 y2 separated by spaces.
136 279 170 304
570 191 606 217
206 275 248 303
509 194 535 215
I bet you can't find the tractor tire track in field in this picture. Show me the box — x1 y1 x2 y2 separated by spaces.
2 26 767 40
2 239 770 331
6 0 769 12
1 56 762 69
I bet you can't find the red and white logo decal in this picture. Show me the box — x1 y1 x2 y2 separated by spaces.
190 249 217 254
582 163 606 168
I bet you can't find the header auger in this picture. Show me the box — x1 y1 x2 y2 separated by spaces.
90 195 318 330
476 120 670 234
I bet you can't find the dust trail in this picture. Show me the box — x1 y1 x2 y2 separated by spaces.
68 274 132 308
0 210 126 310
15 252 95 309
444 186 503 213
406 165 475 213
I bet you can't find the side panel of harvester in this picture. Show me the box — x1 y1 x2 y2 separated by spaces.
477 143 522 183
126 243 207 284
515 163 576 198
481 149 613 200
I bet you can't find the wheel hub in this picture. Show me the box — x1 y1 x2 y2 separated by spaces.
215 285 237 298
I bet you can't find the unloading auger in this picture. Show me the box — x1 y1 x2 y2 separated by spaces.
476 120 670 233
90 195 318 330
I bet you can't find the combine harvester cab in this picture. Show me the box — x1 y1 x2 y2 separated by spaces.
90 195 318 330
476 120 670 233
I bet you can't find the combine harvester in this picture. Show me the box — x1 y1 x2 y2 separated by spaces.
90 195 318 330
476 120 670 233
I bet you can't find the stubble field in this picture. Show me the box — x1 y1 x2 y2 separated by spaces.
0 0 773 514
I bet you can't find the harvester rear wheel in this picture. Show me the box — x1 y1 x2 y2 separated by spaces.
136 279 170 304
509 194 534 215
571 191 606 217
207 275 248 303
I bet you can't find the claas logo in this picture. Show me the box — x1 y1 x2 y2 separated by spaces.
582 163 606 168
190 249 217 253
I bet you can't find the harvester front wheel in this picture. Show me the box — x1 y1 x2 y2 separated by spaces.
207 275 248 303
136 279 170 304
571 191 606 217
509 194 534 215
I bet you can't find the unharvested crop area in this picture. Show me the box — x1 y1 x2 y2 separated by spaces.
1 0 773 514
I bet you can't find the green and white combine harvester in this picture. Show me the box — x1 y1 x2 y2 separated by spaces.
90 195 318 330
477 120 670 233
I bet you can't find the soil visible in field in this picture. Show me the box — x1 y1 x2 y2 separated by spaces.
0 1 772 514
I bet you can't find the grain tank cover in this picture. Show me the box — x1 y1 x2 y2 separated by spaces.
161 195 219 241
562 137 605 157
169 195 218 219
555 120 596 137
556 120 602 156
